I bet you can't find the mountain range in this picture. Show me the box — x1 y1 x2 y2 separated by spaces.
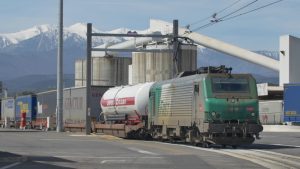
0 23 279 94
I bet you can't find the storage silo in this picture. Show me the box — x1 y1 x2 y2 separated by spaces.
75 56 132 87
75 59 86 87
132 44 197 84
132 52 147 84
92 57 131 86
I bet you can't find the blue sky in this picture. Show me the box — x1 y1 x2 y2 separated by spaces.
0 0 299 51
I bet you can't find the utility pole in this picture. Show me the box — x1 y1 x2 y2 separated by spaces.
85 23 92 135
172 19 179 77
57 0 64 132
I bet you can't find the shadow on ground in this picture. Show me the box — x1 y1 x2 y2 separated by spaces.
0 151 75 169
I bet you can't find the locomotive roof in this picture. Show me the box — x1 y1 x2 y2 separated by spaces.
151 74 206 88
151 73 253 89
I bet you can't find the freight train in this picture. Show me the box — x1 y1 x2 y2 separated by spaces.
0 86 109 129
100 66 263 147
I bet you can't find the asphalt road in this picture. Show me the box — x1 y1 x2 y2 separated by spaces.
0 129 299 169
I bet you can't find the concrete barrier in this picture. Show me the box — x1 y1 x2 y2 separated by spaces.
263 125 300 132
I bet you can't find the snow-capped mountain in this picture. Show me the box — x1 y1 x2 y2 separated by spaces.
0 23 129 50
0 23 279 93
0 23 136 81
0 24 56 46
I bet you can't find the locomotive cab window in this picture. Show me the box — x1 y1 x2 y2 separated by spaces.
211 77 249 93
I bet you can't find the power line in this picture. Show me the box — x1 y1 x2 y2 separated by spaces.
222 0 284 21
218 0 258 21
188 0 242 27
190 0 284 32
218 0 242 15
191 0 258 32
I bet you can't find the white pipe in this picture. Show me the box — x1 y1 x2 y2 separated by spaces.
92 37 153 57
181 31 279 71
109 37 152 50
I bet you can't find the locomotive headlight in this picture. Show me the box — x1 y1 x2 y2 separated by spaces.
251 112 255 117
211 112 220 119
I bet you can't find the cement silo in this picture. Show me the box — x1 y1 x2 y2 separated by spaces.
132 44 197 84
75 59 86 87
75 57 132 87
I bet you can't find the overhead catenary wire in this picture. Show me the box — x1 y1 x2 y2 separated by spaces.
218 0 258 21
191 0 258 32
189 0 284 32
187 0 242 27
221 0 284 21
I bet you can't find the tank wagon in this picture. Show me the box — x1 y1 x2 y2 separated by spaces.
100 66 263 147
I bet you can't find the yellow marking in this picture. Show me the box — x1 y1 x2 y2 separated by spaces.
91 133 123 140
285 111 297 116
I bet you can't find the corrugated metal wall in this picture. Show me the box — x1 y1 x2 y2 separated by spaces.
259 100 283 124
1 98 15 120
63 86 110 123
37 90 57 119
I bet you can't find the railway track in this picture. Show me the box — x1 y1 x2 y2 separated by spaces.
217 149 300 169
155 142 300 169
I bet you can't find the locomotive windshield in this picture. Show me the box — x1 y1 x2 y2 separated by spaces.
211 77 249 93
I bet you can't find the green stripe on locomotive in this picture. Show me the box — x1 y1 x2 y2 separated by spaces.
148 73 260 126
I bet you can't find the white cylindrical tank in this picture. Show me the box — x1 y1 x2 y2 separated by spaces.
100 82 154 117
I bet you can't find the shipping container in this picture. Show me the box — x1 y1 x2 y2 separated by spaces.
15 95 37 122
37 90 56 118
284 84 300 122
259 100 283 124
0 100 1 120
63 86 110 123
1 98 15 121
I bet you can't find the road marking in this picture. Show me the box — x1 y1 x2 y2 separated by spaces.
253 149 300 160
125 140 188 154
0 162 21 169
127 147 159 155
40 138 100 142
100 160 127 164
54 155 162 159
222 149 299 169
69 134 95 137
268 143 300 148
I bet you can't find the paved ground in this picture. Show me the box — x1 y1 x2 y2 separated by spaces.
0 129 299 169
250 132 300 156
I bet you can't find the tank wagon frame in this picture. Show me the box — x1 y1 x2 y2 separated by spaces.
99 66 263 147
